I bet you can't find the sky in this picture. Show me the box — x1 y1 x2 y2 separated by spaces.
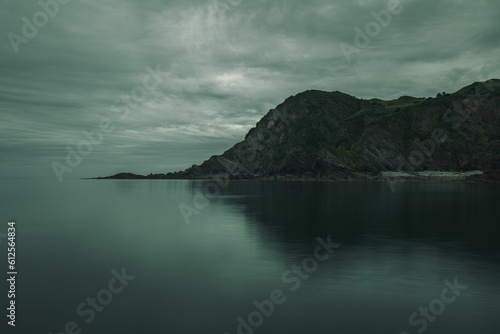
1 0 499 180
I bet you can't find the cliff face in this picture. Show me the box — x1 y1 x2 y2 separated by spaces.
169 79 500 180
99 79 500 180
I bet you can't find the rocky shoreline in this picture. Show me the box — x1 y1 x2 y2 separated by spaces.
94 170 500 183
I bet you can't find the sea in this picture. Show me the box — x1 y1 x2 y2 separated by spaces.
1 179 499 334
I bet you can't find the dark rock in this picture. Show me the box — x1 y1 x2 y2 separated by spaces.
99 79 500 182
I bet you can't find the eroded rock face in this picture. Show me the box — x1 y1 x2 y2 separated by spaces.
170 80 500 180
103 80 500 180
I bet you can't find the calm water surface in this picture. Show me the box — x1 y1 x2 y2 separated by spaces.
0 179 499 334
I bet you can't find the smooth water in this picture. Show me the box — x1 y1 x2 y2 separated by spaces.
1 179 499 334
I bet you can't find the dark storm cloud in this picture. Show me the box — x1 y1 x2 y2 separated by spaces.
1 0 499 179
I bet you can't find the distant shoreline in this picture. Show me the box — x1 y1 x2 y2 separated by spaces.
91 170 500 183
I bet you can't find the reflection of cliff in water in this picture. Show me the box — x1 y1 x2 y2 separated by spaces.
188 180 500 251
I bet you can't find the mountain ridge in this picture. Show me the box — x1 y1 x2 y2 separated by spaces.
97 79 500 182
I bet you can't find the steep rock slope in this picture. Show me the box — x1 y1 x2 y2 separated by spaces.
171 80 500 179
100 79 500 180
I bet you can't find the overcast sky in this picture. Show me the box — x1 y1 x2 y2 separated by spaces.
1 0 499 180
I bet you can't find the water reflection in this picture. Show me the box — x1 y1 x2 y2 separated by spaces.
3 179 498 334
182 180 500 334
187 180 500 251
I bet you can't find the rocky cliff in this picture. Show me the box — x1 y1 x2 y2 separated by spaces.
101 79 500 181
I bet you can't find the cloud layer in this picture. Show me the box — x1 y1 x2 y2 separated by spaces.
1 0 499 179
